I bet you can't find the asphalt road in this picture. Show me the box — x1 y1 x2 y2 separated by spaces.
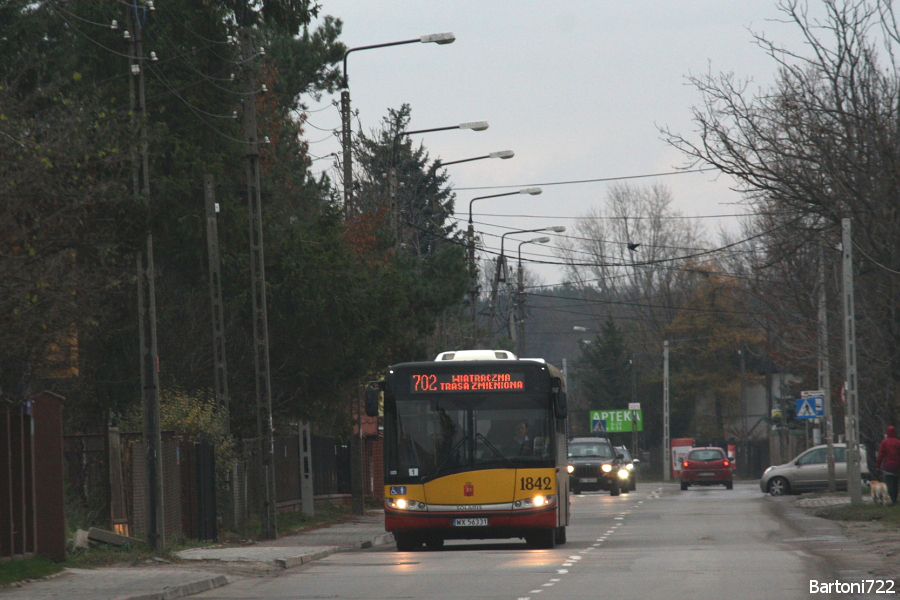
192 482 888 600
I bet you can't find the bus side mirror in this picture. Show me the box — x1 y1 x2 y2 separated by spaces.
550 377 567 419
365 381 383 417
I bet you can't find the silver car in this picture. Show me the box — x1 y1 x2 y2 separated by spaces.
759 444 870 496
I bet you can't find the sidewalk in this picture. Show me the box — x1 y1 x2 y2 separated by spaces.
0 511 392 600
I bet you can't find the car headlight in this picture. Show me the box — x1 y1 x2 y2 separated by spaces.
625 463 634 471
566 464 575 474
601 463 613 473
617 469 629 479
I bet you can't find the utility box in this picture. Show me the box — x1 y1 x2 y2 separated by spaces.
670 438 694 481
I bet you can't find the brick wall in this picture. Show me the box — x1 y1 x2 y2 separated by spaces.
364 435 383 499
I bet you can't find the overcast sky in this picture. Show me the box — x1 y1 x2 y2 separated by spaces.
303 2 811 284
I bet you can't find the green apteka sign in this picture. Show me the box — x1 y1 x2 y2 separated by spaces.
589 409 643 433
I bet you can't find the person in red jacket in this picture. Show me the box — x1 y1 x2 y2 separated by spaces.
876 425 900 505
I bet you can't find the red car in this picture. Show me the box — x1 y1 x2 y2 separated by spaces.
680 447 733 490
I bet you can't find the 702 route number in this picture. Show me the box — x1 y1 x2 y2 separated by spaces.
520 476 552 491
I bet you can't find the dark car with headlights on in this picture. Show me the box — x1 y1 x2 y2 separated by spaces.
567 437 628 496
680 447 733 490
615 445 639 492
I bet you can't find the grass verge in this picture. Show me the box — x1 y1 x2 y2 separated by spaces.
2 504 361 586
816 503 900 528
0 556 65 586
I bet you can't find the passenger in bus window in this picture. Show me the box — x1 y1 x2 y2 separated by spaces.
505 421 532 455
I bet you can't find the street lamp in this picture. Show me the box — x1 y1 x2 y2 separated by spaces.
466 188 541 285
390 119 487 242
514 237 550 355
339 32 454 517
439 150 514 167
488 225 566 338
341 32 455 214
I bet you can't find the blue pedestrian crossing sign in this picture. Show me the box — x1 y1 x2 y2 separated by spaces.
795 396 824 419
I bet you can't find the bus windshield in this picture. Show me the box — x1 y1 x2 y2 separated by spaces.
388 395 554 482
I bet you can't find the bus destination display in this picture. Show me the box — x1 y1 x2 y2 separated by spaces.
411 372 525 393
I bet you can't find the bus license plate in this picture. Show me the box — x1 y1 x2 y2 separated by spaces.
453 518 487 527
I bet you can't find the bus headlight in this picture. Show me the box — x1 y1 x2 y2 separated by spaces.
386 498 427 511
566 464 575 474
601 463 612 473
513 495 555 509
617 469 629 479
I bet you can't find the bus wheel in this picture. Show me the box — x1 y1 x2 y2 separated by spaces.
527 529 556 549
424 537 444 550
395 533 419 552
555 526 567 544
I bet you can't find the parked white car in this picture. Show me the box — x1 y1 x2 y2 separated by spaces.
759 444 870 496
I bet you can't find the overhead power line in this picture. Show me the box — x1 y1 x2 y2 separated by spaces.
452 167 720 191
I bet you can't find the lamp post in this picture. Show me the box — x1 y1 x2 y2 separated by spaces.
341 32 455 216
514 237 550 355
488 226 565 337
439 150 514 167
340 32 453 517
466 188 541 317
390 120 490 246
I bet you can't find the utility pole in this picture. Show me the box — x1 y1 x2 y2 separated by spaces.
631 355 637 458
204 176 230 432
841 219 863 505
341 87 353 216
129 5 164 550
487 254 507 338
739 341 747 478
240 26 277 538
818 242 836 492
663 341 670 482
517 261 526 356
351 384 365 515
204 175 236 526
467 224 478 326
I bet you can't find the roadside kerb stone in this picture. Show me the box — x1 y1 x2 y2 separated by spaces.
125 574 228 600
177 546 340 569
0 567 228 600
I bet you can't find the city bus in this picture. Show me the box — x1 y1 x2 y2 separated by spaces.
364 349 569 551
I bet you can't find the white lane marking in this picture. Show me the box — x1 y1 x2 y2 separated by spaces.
563 562 573 566
530 590 542 594
568 555 582 560
592 543 601 547
550 579 560 582
557 569 568 574
542 582 554 587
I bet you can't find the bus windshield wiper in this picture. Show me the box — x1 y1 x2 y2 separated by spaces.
476 433 515 468
427 434 470 479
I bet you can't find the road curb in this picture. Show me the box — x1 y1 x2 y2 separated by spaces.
276 533 394 568
124 575 229 600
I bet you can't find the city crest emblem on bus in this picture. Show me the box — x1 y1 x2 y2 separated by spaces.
464 482 474 497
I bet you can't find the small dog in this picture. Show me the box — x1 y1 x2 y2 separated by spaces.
871 480 889 505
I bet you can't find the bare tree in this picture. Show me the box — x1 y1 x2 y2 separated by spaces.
663 0 900 441
557 182 708 348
